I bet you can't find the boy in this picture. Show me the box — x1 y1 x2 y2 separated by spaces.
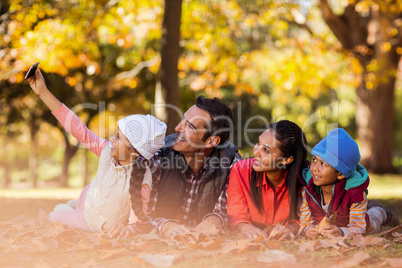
298 128 399 237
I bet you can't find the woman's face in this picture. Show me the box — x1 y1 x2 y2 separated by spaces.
252 129 291 173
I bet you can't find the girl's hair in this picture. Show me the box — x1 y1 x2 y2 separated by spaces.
129 155 148 223
250 120 307 221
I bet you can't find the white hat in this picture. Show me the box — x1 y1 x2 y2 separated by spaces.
117 114 167 160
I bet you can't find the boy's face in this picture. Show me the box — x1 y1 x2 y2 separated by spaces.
310 155 344 187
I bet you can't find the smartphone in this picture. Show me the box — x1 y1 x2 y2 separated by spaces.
24 62 40 80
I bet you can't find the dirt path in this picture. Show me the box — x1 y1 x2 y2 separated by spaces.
0 198 68 221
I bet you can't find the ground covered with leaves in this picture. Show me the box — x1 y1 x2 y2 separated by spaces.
0 199 401 268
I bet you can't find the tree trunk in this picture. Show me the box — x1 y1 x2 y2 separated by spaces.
29 121 39 188
59 138 79 187
155 0 183 134
29 144 39 188
82 149 90 187
356 67 396 173
318 0 402 173
1 163 11 188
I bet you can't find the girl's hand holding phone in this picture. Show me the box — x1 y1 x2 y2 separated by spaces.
26 66 62 112
27 68 48 95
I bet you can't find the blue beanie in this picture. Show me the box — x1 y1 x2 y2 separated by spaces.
311 128 360 178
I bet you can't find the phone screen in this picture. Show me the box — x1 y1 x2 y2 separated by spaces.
24 62 40 80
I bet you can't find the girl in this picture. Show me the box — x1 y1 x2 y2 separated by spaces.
27 69 166 235
227 120 307 239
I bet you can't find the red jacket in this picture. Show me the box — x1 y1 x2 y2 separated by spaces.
227 158 292 229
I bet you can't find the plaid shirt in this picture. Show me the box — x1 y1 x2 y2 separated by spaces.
146 150 242 232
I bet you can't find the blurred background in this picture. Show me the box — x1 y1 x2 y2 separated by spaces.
0 0 401 195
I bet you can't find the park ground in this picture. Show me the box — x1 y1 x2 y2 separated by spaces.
0 174 401 267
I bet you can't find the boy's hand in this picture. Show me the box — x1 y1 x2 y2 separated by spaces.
321 225 343 237
28 68 48 95
306 226 320 237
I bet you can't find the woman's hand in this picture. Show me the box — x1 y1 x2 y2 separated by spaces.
27 68 48 95
108 223 136 239
236 223 264 239
321 225 343 237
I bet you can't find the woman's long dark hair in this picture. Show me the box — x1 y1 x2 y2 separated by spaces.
129 156 149 223
250 120 307 221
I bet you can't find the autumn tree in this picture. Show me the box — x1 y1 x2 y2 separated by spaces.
0 0 163 186
155 0 183 135
317 0 402 173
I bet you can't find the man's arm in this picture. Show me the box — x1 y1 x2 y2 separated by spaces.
200 152 243 229
145 155 190 235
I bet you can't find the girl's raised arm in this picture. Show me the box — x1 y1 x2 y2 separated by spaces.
28 68 62 112
27 68 107 156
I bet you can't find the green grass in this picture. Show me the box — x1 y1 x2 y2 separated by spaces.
0 173 400 200
0 188 82 199
367 174 402 199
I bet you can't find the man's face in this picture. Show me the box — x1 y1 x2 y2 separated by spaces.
172 105 212 155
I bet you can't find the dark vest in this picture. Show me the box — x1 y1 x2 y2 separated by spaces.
303 173 370 228
153 134 239 226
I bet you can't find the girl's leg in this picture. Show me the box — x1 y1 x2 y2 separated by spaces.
49 184 90 231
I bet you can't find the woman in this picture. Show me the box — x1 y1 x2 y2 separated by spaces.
228 120 307 239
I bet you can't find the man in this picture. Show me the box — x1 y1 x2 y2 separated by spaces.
109 96 240 238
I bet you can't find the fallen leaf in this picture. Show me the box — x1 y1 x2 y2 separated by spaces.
78 259 103 268
264 240 283 249
325 233 350 248
54 229 77 241
0 237 14 248
318 239 340 250
200 237 224 250
257 249 297 264
193 220 220 239
380 225 402 237
36 209 49 228
0 220 15 227
253 232 266 243
34 259 52 268
385 258 402 268
137 253 179 267
100 248 128 260
174 233 197 247
91 234 117 250
351 234 384 247
317 212 337 234
299 240 320 252
268 222 284 239
135 239 170 252
342 251 370 267
31 238 55 252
